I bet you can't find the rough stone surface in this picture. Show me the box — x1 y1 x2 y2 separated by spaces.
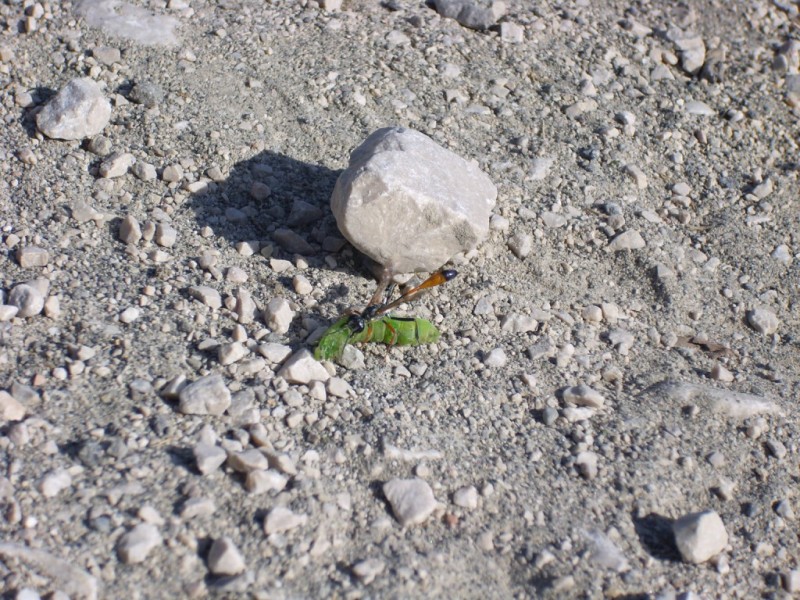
433 0 506 30
747 308 778 335
36 78 111 140
673 510 728 564
178 374 231 416
207 537 246 576
383 478 438 526
331 127 496 273
277 350 330 384
75 0 180 46
8 283 45 317
116 524 162 564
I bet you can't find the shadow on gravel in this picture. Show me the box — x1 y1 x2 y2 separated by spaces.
632 513 681 561
188 150 342 266
20 86 56 137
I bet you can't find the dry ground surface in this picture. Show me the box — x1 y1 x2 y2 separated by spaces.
0 0 799 598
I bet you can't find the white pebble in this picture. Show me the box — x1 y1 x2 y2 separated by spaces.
119 307 140 323
245 470 288 495
116 523 162 564
178 373 231 416
193 442 227 475
483 348 507 368
264 298 295 334
383 478 437 526
673 510 728 564
39 469 72 497
453 486 479 509
264 506 308 534
207 537 246 576
608 230 645 251
747 308 778 335
563 384 605 408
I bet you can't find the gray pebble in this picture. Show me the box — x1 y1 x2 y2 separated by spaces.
116 523 162 564
178 374 231 416
129 81 165 107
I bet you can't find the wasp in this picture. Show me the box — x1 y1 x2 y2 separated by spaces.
314 269 457 361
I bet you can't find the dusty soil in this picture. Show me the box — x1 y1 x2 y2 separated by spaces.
0 0 798 598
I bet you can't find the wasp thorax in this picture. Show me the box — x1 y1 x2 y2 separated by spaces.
348 314 366 333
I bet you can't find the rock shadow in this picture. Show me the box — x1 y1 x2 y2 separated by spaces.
188 150 342 267
632 512 681 562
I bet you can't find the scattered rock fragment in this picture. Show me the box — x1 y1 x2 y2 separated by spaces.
75 0 180 47
432 0 506 31
189 286 222 309
8 283 45 317
38 469 72 497
129 81 165 107
98 152 135 178
193 442 227 475
608 230 645 251
16 246 49 268
263 506 308 535
563 385 605 408
277 350 330 384
178 374 231 416
264 298 295 334
36 78 111 140
119 216 142 244
746 308 778 335
0 391 26 422
331 127 496 273
673 510 728 564
0 543 99 600
352 558 385 585
453 486 479 509
644 381 780 418
207 537 246 576
116 523 162 564
383 478 437 526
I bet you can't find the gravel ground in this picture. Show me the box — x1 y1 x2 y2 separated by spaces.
1 1 799 598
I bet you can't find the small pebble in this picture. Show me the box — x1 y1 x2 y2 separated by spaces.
16 246 49 268
116 523 162 564
575 451 599 479
0 391 26 421
119 307 140 323
383 478 437 526
245 470 288 495
563 384 605 408
747 308 778 335
178 374 231 416
98 152 135 178
8 283 45 317
264 506 308 534
453 486 479 509
483 348 507 368
39 469 72 497
189 286 222 309
608 230 645 251
207 537 246 576
119 216 142 244
673 510 728 564
193 442 227 475
264 298 295 334
352 558 385 585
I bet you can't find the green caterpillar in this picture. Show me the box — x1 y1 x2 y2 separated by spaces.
314 314 440 361
313 268 457 361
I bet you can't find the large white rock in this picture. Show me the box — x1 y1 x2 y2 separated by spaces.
36 78 111 141
331 127 496 274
